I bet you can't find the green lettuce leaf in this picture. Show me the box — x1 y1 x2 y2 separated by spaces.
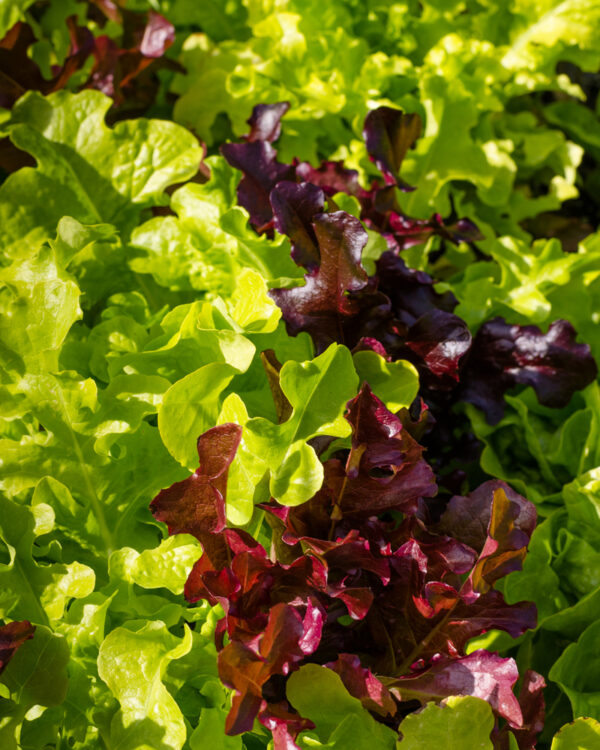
397 696 494 749
551 717 600 749
1 90 202 260
286 664 397 749
97 621 193 750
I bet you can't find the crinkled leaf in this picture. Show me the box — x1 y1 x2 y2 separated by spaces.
270 212 368 351
462 318 597 424
388 651 523 728
287 664 397 749
151 424 242 569
551 717 600 750
363 106 421 190
397 695 494 749
0 496 95 625
97 621 193 750
1 90 202 258
270 181 325 269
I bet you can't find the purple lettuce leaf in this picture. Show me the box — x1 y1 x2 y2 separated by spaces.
221 140 295 230
0 620 35 675
337 384 437 518
405 309 472 387
462 317 598 424
294 159 363 197
388 650 524 728
362 107 421 190
259 703 314 750
436 482 536 602
416 589 537 655
270 181 325 269
374 253 458 326
218 602 317 735
150 424 242 568
435 480 536 554
327 654 397 717
269 211 369 350
246 102 291 143
517 671 546 750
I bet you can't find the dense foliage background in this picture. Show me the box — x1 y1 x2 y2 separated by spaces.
1 1 600 748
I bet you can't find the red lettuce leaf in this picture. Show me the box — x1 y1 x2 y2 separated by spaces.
150 424 242 568
219 602 322 735
327 653 397 717
294 159 363 197
362 106 421 190
462 317 598 424
389 650 523 728
405 309 472 386
270 181 325 269
246 102 291 143
221 140 295 230
269 211 369 349
0 620 35 675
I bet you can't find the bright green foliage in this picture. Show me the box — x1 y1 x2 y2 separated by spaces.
0 90 202 260
130 158 303 296
0 1 599 741
219 343 358 510
353 351 419 412
397 696 494 749
0 90 252 749
169 0 599 243
0 496 95 624
0 0 36 38
108 534 203 595
551 718 600 750
0 244 81 373
97 622 192 750
287 664 397 749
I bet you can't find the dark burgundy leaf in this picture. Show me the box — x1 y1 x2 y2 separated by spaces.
511 671 546 750
219 603 317 735
270 181 325 269
259 703 313 750
221 140 295 229
327 654 397 717
269 211 369 350
337 384 437 518
429 589 537 653
463 485 536 601
389 651 523 728
150 424 242 567
0 620 35 675
405 309 472 384
436 480 536 554
375 252 458 326
462 317 598 424
246 102 291 143
363 106 421 189
294 159 363 197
